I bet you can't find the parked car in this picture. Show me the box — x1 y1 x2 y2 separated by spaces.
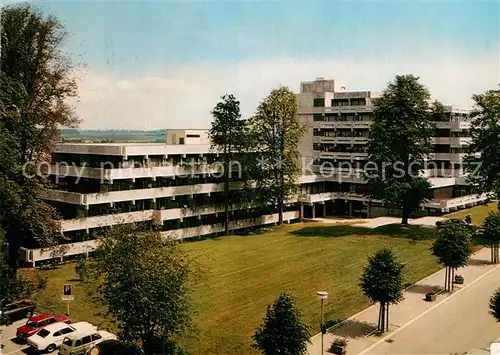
87 340 143 355
27 321 95 353
59 328 117 355
16 313 71 341
0 300 36 324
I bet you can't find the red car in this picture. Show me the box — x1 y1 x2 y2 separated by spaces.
16 313 71 341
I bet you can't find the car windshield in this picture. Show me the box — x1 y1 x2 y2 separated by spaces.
63 338 73 346
26 321 38 328
37 329 50 338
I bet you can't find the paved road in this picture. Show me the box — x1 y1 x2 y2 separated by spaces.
0 318 31 355
363 266 500 355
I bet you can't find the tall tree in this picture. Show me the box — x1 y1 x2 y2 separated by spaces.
209 94 246 235
252 293 310 355
482 212 500 263
366 75 435 224
359 248 405 333
1 4 79 269
489 288 500 322
86 224 194 355
466 90 500 201
247 87 306 225
431 221 473 292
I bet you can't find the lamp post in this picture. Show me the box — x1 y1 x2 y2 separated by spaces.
317 291 328 355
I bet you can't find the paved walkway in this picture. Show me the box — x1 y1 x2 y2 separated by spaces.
313 216 444 228
308 247 500 355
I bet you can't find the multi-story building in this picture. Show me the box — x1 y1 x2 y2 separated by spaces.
17 79 489 265
296 77 488 219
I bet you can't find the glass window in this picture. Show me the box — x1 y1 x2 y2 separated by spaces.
61 327 74 335
53 331 62 337
37 329 50 338
313 98 325 107
313 114 324 121
91 333 102 341
75 339 82 347
82 335 92 345
63 338 73 346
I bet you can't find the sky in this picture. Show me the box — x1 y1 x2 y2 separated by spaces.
11 0 500 129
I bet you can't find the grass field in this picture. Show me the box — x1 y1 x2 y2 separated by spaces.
445 202 498 226
31 222 441 355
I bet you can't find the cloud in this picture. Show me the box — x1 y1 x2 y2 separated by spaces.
71 49 499 129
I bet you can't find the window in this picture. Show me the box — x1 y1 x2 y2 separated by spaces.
313 143 320 151
186 134 200 138
313 114 324 121
91 333 102 341
75 339 82 347
179 137 185 145
53 331 62 337
37 329 50 338
47 318 56 325
313 129 322 136
63 338 73 346
313 98 325 107
82 335 92 345
61 327 74 335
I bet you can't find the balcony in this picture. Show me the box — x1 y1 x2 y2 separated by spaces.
424 193 489 212
336 137 353 144
432 137 451 145
19 211 300 263
353 121 371 128
450 137 471 147
60 210 155 232
44 183 225 205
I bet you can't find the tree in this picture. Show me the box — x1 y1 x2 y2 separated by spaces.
209 94 246 235
1 4 79 270
366 75 436 224
359 248 405 333
87 224 194 355
489 288 500 322
482 212 500 263
466 90 500 200
247 87 306 225
252 293 310 355
431 221 473 292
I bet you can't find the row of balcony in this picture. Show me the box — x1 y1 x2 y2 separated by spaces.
431 137 472 146
315 120 471 132
43 182 226 206
316 136 369 144
18 211 300 263
48 163 224 181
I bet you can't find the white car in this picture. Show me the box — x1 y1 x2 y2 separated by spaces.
27 321 96 353
58 329 117 355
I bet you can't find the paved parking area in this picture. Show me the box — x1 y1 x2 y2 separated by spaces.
1 319 33 355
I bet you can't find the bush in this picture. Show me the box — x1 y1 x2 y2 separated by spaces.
75 257 88 281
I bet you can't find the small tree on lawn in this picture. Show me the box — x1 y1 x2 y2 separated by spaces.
431 221 473 292
359 248 404 333
252 293 310 355
87 224 195 355
482 212 500 263
489 288 500 322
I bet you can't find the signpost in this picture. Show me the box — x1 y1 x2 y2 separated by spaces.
62 285 74 315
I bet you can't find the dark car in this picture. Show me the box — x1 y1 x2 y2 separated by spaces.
0 300 37 325
436 218 478 232
87 340 143 355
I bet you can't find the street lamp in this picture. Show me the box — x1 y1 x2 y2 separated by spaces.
317 291 328 355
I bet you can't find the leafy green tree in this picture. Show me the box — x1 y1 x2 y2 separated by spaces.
209 94 246 235
359 248 405 333
87 224 194 355
489 288 500 322
482 212 500 263
247 87 306 225
366 75 436 224
431 221 474 292
466 90 500 201
1 4 79 270
252 293 310 355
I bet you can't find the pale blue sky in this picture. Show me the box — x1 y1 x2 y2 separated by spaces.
10 0 500 129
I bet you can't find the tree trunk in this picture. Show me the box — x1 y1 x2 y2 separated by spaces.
377 303 383 332
224 142 230 236
444 266 448 292
386 303 390 332
278 199 284 225
401 205 410 225
7 235 20 274
451 268 455 292
141 333 155 355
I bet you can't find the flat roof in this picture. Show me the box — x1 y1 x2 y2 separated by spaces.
54 143 215 156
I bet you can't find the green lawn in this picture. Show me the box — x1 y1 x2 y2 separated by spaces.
445 202 498 226
31 222 441 355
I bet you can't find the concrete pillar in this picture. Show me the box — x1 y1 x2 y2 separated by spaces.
323 203 327 217
312 203 316 219
300 203 304 220
349 201 353 217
